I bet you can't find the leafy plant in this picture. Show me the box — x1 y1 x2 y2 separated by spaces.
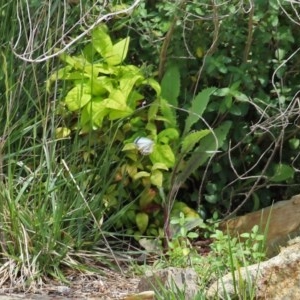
210 225 266 273
166 212 202 266
48 23 233 242
115 0 300 218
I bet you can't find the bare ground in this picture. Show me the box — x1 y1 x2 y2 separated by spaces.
0 270 141 300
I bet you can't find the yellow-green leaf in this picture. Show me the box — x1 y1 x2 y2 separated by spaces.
92 25 113 58
181 129 211 153
133 171 150 181
151 163 169 171
65 85 91 111
150 169 163 187
150 144 175 168
136 212 149 234
55 127 71 138
106 37 130 66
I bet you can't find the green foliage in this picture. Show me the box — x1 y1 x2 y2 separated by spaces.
116 0 300 218
183 87 216 135
49 26 232 239
210 225 266 272
167 212 202 267
3 0 300 289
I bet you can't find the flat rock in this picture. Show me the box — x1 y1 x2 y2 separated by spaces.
207 236 300 299
220 194 300 256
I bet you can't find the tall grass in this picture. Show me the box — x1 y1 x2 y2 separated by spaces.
0 0 130 289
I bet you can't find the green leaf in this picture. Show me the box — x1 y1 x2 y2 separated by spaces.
133 171 150 181
142 78 161 96
151 163 169 171
49 66 84 81
57 51 88 70
160 98 177 128
184 87 216 134
120 73 144 100
204 194 219 204
148 100 159 121
93 63 116 75
136 212 149 234
289 138 300 150
178 121 232 183
161 64 180 106
90 76 113 95
157 128 180 143
270 164 295 182
229 104 242 116
55 127 71 138
181 129 211 153
65 85 91 111
81 97 108 127
150 169 163 187
106 37 130 65
122 143 136 151
92 25 113 59
150 144 175 168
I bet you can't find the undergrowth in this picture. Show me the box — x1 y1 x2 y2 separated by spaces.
0 0 298 297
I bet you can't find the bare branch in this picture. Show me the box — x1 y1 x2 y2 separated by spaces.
12 0 141 63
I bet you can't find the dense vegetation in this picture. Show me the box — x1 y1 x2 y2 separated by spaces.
0 0 299 293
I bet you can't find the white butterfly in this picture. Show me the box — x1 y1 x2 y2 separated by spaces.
134 137 154 155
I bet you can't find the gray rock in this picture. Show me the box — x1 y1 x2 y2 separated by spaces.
207 237 300 299
137 267 199 300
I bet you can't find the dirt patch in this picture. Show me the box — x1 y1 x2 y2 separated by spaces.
0 270 140 300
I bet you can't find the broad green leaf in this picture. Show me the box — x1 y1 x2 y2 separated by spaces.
127 90 144 108
120 73 144 100
93 63 116 75
109 107 133 120
150 169 163 187
160 98 177 128
89 77 112 96
161 65 180 106
270 164 295 182
181 129 211 153
142 78 161 96
151 163 169 171
92 25 113 59
81 97 108 127
157 128 179 143
106 37 130 66
122 143 136 151
59 54 92 73
57 51 81 68
108 89 133 119
104 98 127 110
148 100 159 121
184 87 216 134
47 66 84 92
55 127 71 138
49 66 83 81
289 138 300 150
150 144 175 168
215 87 230 97
136 212 149 234
178 121 232 184
117 64 140 76
133 171 150 181
65 85 91 111
204 194 219 204
145 122 157 136
229 104 242 116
